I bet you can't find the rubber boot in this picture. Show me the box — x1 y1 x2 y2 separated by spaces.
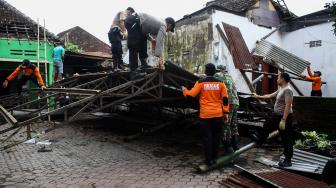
231 135 240 151
222 140 234 155
140 59 150 70
118 59 126 70
112 58 119 71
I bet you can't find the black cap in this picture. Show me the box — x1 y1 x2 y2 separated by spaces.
165 17 175 32
205 63 216 76
314 71 322 76
126 7 135 14
22 59 31 67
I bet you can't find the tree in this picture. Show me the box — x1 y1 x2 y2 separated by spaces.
64 42 82 53
325 1 336 35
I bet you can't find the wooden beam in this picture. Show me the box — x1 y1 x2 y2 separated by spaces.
215 24 229 48
239 70 256 93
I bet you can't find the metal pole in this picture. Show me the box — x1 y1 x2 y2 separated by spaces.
252 74 264 85
197 131 279 172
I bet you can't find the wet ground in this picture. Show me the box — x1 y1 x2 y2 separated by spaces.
0 116 281 188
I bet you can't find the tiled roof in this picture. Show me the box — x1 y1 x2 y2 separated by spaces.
0 0 58 41
58 26 111 54
206 0 257 13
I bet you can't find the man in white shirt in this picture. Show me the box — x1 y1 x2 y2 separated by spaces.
108 7 134 70
253 73 294 167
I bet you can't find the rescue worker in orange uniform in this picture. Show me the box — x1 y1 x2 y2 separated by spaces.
182 63 229 166
2 59 45 95
304 66 322 97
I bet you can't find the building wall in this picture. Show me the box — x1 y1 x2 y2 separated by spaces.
166 13 213 73
279 22 336 97
247 0 281 28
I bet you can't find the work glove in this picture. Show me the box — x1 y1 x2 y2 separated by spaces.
156 57 164 70
279 119 286 130
40 85 46 90
2 80 8 88
181 86 187 91
122 32 128 40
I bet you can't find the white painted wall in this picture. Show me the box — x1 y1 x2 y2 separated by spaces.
280 22 336 97
212 29 251 93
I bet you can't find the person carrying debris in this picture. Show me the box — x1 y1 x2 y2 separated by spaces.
108 7 134 71
182 63 229 166
2 59 45 95
252 73 294 167
304 66 322 97
125 12 175 73
215 65 240 153
53 43 65 82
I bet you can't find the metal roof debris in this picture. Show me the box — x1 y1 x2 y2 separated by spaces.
256 149 331 175
280 149 331 174
254 39 310 75
256 157 320 174
223 23 256 70
257 170 331 188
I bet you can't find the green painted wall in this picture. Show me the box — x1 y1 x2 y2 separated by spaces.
0 38 54 85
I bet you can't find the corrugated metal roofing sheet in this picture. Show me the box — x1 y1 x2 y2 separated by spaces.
257 170 331 188
223 23 256 69
280 149 331 174
254 39 310 75
256 157 320 174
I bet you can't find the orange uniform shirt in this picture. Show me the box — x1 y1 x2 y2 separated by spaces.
183 77 229 119
7 65 44 86
305 67 321 91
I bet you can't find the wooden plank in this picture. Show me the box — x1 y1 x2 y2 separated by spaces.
240 70 256 93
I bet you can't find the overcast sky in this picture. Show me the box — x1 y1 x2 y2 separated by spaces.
5 0 331 44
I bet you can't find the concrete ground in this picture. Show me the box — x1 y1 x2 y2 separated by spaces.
0 116 281 188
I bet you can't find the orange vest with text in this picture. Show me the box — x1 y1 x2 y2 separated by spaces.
183 76 229 119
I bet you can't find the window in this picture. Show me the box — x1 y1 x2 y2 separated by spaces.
309 40 322 48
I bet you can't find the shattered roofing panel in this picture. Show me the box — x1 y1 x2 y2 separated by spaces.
206 0 257 13
254 39 310 74
223 23 256 69
257 170 330 188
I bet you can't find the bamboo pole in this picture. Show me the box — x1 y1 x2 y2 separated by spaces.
43 19 51 122
37 18 40 68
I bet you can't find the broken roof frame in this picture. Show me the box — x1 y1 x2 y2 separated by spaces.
0 62 200 146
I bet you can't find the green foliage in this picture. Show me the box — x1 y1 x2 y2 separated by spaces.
64 42 82 53
326 2 336 35
295 131 332 151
